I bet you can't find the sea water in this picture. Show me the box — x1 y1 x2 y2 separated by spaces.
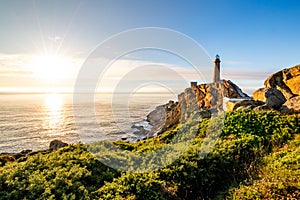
0 93 176 153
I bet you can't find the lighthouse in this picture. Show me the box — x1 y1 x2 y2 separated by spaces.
213 54 221 82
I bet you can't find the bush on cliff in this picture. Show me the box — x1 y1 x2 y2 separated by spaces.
0 110 299 199
227 134 300 199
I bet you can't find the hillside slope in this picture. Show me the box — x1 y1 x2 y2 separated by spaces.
0 110 299 199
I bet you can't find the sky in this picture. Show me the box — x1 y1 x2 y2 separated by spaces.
1 0 300 95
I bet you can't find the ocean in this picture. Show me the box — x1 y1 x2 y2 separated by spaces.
0 93 176 153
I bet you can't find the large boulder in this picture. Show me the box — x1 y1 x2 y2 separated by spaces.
253 65 300 111
265 88 286 109
285 65 300 95
226 99 264 112
281 96 300 114
253 88 266 102
252 87 286 110
264 65 300 99
49 140 68 150
253 87 286 107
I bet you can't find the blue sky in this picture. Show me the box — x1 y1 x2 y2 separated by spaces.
1 0 300 94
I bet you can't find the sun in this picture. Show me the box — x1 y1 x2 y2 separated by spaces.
30 53 73 81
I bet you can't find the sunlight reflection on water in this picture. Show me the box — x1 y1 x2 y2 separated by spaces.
44 94 63 128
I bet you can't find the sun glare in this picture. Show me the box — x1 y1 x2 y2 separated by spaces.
30 54 73 81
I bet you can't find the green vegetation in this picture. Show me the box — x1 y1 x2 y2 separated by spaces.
227 134 300 199
0 110 299 199
0 144 119 199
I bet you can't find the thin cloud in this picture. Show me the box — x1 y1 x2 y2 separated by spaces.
223 60 251 65
0 53 34 80
222 69 272 80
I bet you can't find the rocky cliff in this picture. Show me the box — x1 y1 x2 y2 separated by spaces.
144 80 248 137
135 65 300 139
224 65 300 113
254 65 300 100
251 65 300 113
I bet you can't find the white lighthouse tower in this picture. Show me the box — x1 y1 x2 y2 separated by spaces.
213 54 221 82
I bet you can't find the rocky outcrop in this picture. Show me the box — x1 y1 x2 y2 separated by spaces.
263 65 300 99
252 65 300 113
145 80 248 137
190 80 248 110
226 100 264 112
253 87 286 109
147 100 180 136
140 65 300 138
